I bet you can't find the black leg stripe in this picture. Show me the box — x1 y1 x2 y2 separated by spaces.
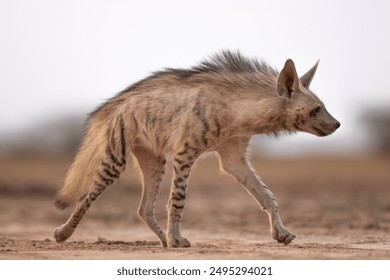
97 171 114 185
103 167 120 179
119 114 126 159
180 164 191 171
172 192 186 200
101 160 121 175
107 146 126 167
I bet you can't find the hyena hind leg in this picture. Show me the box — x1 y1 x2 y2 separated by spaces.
166 149 200 248
133 147 167 247
54 180 110 242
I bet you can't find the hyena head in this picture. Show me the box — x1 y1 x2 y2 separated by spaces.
276 59 340 137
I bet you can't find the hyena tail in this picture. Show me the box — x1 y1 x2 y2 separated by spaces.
54 112 129 209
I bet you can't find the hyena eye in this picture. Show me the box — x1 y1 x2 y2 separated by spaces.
310 106 321 117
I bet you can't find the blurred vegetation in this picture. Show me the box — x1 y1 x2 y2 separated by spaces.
364 107 390 155
0 116 83 158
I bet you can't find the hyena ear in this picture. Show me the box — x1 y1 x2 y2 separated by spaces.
277 59 300 98
300 60 320 89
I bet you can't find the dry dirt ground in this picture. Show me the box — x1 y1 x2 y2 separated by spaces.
0 153 390 259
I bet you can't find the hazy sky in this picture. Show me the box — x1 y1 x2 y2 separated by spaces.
1 0 389 154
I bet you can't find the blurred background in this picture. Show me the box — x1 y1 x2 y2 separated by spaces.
1 0 390 258
1 0 390 157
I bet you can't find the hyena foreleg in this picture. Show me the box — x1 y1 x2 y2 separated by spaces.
217 137 295 245
133 147 167 247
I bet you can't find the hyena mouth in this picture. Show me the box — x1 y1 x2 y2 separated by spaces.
313 126 328 136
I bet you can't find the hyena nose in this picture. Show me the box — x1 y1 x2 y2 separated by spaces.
335 121 341 129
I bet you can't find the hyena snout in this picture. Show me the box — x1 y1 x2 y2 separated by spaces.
314 117 340 136
328 114 341 131
329 119 341 133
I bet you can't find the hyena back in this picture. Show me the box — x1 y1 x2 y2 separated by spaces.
54 51 340 247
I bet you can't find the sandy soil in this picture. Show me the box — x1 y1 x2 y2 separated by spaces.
1 153 390 259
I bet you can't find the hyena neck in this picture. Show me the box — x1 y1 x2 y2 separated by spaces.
233 94 291 136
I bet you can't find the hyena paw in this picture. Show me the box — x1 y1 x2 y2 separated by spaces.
167 236 191 248
272 225 296 245
160 238 168 247
54 224 75 243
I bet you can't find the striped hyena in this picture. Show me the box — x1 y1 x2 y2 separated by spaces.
54 51 340 247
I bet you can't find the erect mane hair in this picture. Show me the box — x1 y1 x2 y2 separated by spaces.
163 50 279 78
90 50 278 119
